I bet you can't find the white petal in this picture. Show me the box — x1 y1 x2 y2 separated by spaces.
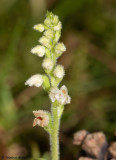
33 118 38 127
33 110 40 117
60 85 68 95
67 96 71 104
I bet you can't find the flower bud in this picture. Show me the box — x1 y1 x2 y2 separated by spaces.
44 17 51 27
44 30 54 39
54 22 62 31
54 65 65 79
33 24 44 32
25 74 43 87
33 110 49 127
55 43 66 55
31 45 45 57
42 58 54 71
39 36 51 48
53 15 59 25
55 31 61 42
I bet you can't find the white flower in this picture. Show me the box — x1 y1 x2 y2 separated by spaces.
25 74 43 87
55 43 66 55
33 24 44 32
54 65 65 79
31 45 45 57
33 110 49 127
54 22 62 31
60 85 71 105
44 30 54 39
39 36 51 48
42 58 54 71
49 87 60 102
49 85 71 105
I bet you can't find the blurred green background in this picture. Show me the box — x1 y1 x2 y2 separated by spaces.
0 0 116 159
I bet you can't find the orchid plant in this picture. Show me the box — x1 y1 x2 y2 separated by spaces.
25 11 71 160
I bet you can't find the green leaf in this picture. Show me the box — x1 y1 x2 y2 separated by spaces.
42 75 51 91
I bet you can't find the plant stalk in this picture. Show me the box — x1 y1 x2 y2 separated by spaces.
50 105 60 160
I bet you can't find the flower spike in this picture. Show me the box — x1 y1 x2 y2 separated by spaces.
25 11 71 160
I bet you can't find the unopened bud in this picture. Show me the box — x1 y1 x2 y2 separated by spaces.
33 24 44 32
25 74 43 87
55 43 66 55
54 22 62 31
39 36 51 48
54 65 65 79
31 45 45 57
42 58 54 71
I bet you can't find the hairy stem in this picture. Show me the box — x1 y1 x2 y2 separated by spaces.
50 105 60 160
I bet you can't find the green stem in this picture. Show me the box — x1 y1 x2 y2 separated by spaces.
50 104 60 160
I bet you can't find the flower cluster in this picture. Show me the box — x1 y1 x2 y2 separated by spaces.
49 85 71 105
25 12 71 130
25 12 66 90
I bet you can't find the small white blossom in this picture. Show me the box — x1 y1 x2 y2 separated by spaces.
42 58 54 71
49 87 60 102
54 22 62 31
55 43 66 55
39 36 51 48
31 45 45 57
49 85 71 105
44 30 54 39
33 110 49 127
60 85 71 105
25 74 43 87
54 65 65 79
33 24 44 32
